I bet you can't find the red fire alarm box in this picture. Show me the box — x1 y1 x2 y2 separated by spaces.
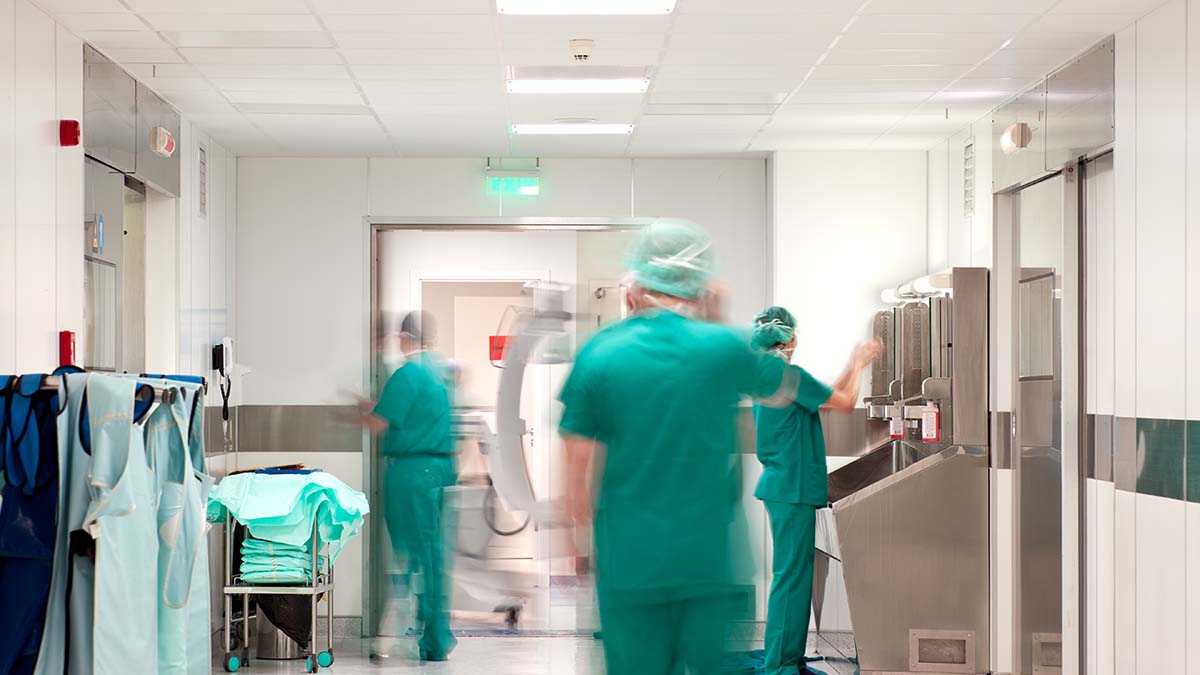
489 335 510 362
59 120 80 147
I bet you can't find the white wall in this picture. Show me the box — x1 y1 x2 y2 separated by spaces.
771 151 929 386
0 0 82 374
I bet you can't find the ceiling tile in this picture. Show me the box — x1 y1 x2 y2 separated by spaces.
34 0 128 12
750 133 874 150
225 89 365 105
236 103 372 114
213 78 359 93
628 135 756 156
323 13 494 34
790 89 939 104
248 114 393 155
180 48 343 64
1004 32 1108 50
54 13 147 31
821 48 990 66
196 64 350 78
849 14 1037 33
312 0 491 13
680 0 860 13
163 30 332 48
80 31 170 48
864 0 1056 12
156 90 238 114
647 91 788 105
1052 0 1169 13
809 64 971 80
498 15 672 34
1023 13 1139 33
988 48 1086 67
667 32 833 51
656 64 809 79
362 79 502 95
351 64 504 79
506 95 643 122
796 78 952 92
944 77 1038 92
662 48 824 66
673 14 851 33
369 93 506 111
335 32 492 49
100 48 185 64
140 13 321 31
652 78 798 94
827 33 1011 51
508 134 631 158
343 49 500 65
502 32 667 51
124 0 309 11
638 114 768 133
966 61 1056 79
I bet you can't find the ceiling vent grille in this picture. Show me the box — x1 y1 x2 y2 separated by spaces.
198 145 208 219
963 139 975 219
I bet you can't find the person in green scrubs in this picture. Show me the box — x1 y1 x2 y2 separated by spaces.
751 306 880 675
363 310 458 662
559 220 807 675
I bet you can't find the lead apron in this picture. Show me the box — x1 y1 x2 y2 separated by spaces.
83 375 158 675
151 385 212 675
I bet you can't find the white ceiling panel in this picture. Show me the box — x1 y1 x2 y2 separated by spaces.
508 134 631 158
750 133 874 150
790 89 939 104
1004 32 1108 50
835 33 1012 51
662 48 824 66
667 32 833 51
343 49 500 65
391 135 511 157
54 13 147 31
337 32 494 49
249 114 392 152
966 61 1056 79
236 103 372 114
925 89 1017 108
652 78 799 94
628 135 756 156
225 89 365 105
213 78 359 93
505 48 662 66
124 0 308 12
164 30 332 48
33 0 128 12
673 14 852 33
864 0 1057 13
1052 0 1169 14
351 64 504 79
180 48 343 64
157 89 238 113
311 0 491 13
100 48 185 64
647 91 788 105
988 48 1087 66
809 64 971 80
81 30 170 48
1023 13 1139 33
797 78 952 92
502 32 667 51
945 77 1036 91
322 13 494 34
196 64 350 78
656 64 809 79
369 93 506 111
821 48 990 66
498 15 672 34
850 14 1037 33
361 79 502 96
638 114 768 131
680 0 861 13
141 13 321 31
507 95 644 122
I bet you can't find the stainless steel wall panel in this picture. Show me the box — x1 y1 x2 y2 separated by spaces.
83 157 125 371
134 82 181 197
237 405 363 453
993 83 1049 192
952 269 990 447
1135 417 1185 500
83 45 136 173
994 411 1013 469
1093 414 1113 482
1046 38 1115 169
1113 416 1137 491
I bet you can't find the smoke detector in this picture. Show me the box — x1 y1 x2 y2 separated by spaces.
569 39 594 61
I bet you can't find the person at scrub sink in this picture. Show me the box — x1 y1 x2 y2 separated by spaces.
751 306 881 675
360 310 458 663
558 219 809 675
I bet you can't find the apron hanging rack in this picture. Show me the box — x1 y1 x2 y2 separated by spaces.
40 376 180 405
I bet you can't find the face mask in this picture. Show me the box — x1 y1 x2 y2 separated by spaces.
772 347 794 362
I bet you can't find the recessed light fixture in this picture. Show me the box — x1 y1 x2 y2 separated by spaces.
496 0 675 15
507 79 650 94
512 123 635 135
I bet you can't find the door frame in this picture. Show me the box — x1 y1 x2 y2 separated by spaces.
362 217 649 636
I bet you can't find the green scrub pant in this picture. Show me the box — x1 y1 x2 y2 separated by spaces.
598 591 733 675
383 455 458 660
762 500 817 675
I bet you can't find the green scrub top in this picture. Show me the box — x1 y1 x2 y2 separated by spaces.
753 365 833 506
374 351 454 456
558 310 801 600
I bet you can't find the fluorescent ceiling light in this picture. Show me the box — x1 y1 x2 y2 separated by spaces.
497 0 675 15
512 123 635 135
507 78 650 94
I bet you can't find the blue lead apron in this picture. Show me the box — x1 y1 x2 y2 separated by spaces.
0 374 61 675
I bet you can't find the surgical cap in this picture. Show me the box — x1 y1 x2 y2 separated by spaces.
752 306 797 351
625 219 714 299
400 310 437 347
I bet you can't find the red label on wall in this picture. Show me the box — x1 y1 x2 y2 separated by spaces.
490 336 510 361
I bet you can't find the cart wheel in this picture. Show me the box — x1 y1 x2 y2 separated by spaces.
318 651 334 667
306 655 318 673
223 655 240 672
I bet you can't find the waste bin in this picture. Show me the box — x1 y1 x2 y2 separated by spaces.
256 612 303 660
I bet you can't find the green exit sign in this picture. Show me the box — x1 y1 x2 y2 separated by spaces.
489 176 540 195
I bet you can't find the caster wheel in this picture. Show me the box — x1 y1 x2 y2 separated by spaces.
318 651 334 667
504 606 520 628
306 655 318 673
223 655 240 672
